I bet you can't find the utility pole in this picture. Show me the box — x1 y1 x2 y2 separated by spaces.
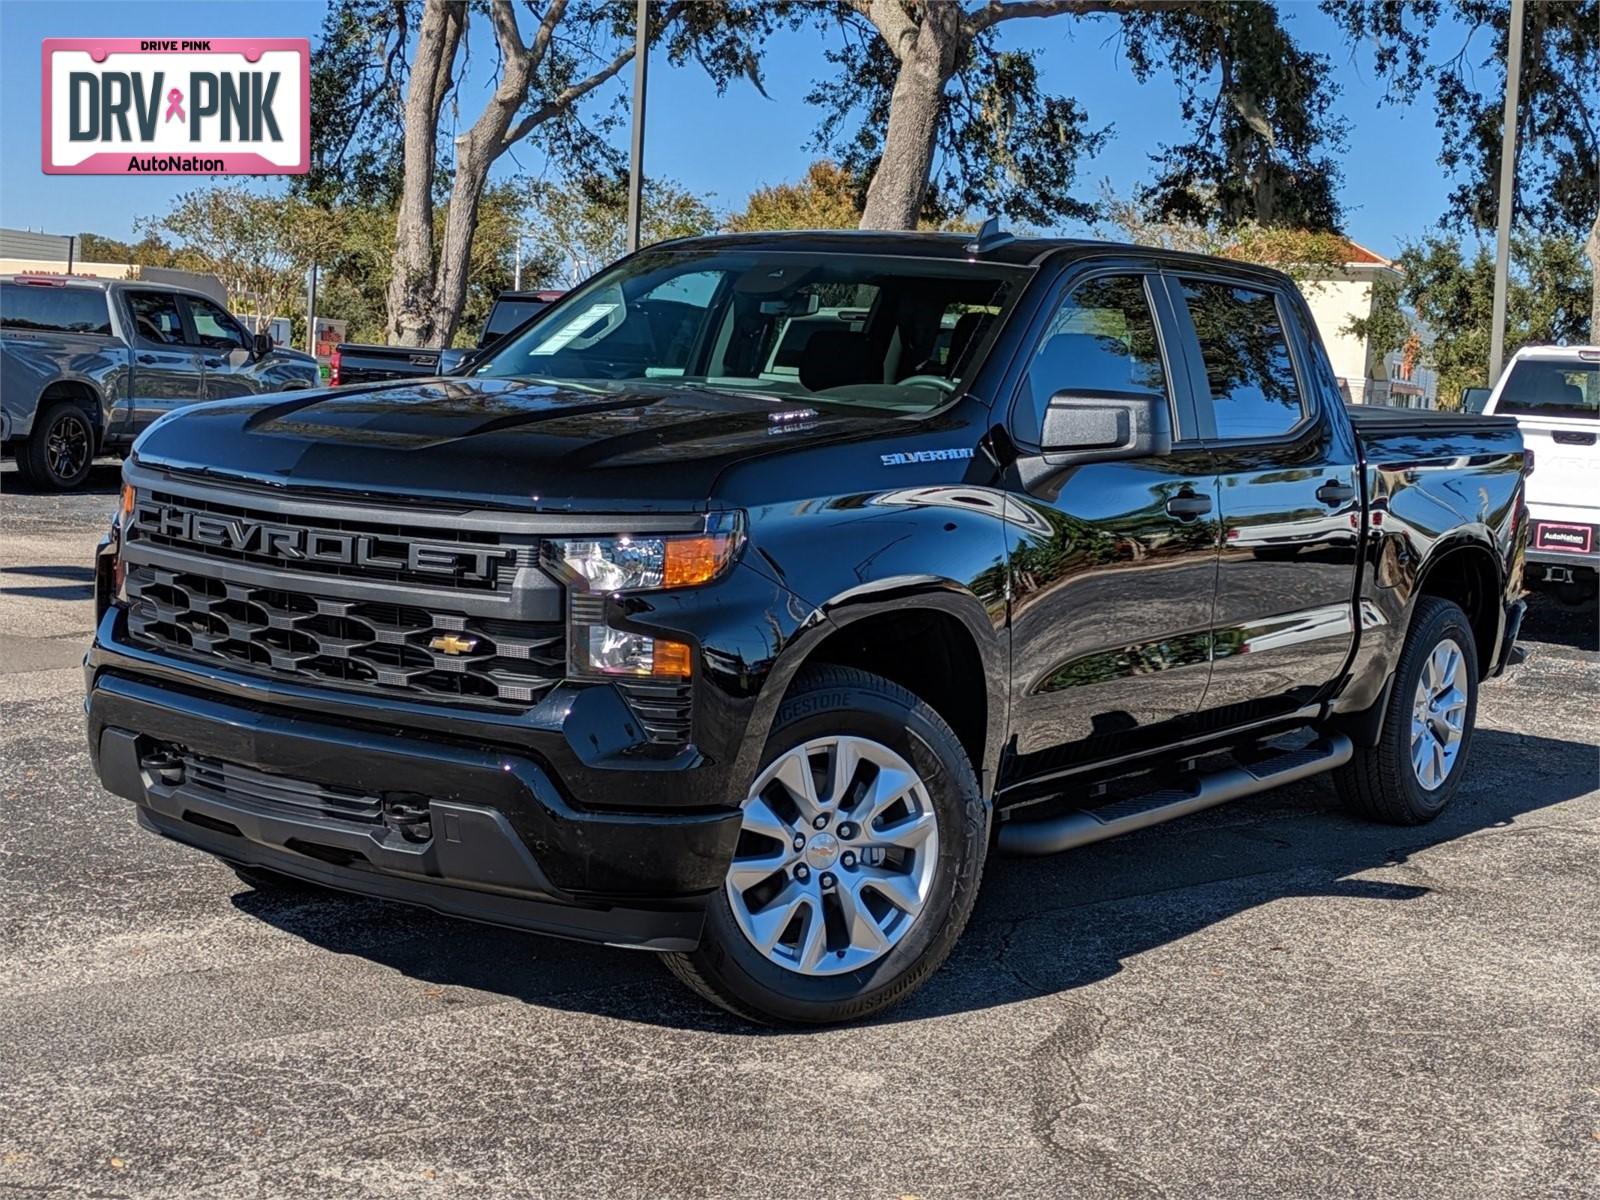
624 0 649 254
1488 0 1526 386
306 264 319 355
514 234 523 290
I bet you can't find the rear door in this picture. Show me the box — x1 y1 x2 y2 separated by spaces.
1167 272 1362 723
1001 264 1222 783
120 289 203 431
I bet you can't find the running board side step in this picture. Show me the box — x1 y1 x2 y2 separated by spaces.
996 733 1354 857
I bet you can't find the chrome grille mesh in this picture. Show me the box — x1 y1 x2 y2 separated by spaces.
127 564 564 705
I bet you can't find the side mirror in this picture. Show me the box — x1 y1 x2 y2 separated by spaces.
252 331 272 359
1040 391 1172 464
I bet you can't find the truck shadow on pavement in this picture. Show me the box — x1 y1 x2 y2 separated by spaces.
230 723 1598 1030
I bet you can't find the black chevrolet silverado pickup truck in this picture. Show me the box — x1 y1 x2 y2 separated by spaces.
85 231 1528 1024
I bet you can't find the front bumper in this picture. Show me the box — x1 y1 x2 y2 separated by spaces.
85 667 743 951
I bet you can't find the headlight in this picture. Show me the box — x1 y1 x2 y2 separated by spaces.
554 514 742 680
554 515 742 593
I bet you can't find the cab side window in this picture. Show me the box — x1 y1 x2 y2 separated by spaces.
186 297 249 352
124 291 186 346
1177 280 1305 440
1017 274 1168 446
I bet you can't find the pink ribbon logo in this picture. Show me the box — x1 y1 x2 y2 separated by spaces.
164 88 185 123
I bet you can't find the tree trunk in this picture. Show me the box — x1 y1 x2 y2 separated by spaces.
386 0 465 346
1587 206 1600 345
430 43 533 348
858 3 961 231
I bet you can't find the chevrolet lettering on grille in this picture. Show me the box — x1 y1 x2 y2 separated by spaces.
132 500 515 582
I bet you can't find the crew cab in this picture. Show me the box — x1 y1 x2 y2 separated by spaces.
1481 344 1598 604
84 232 1527 1024
1 275 319 490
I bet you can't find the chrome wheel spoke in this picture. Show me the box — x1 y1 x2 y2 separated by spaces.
740 794 793 847
857 865 925 914
745 881 812 953
834 879 890 956
770 749 824 823
728 848 790 892
868 809 936 851
852 761 917 828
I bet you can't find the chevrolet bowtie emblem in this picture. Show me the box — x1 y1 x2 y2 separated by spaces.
429 634 479 655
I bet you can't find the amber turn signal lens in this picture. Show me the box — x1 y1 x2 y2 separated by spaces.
663 534 736 589
120 482 135 520
651 638 694 678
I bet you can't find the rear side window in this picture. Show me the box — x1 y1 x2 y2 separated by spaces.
1496 359 1599 421
1179 280 1305 439
1017 274 1168 446
124 291 186 346
0 283 111 335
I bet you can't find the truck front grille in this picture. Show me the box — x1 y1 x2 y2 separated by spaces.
126 564 564 706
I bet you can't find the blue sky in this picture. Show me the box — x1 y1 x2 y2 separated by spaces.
0 0 1495 257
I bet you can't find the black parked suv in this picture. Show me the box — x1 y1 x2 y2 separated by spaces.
85 232 1527 1023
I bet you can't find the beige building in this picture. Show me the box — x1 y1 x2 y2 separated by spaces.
0 226 227 307
1295 241 1434 406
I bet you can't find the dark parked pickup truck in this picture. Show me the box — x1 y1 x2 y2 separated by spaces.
85 231 1527 1024
331 290 566 386
1 275 318 489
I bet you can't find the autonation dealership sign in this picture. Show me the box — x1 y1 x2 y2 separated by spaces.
42 38 309 175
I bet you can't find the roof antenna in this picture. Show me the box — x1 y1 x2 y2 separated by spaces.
964 215 1015 256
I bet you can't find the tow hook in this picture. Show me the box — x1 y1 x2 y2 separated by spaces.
382 793 434 843
139 746 185 787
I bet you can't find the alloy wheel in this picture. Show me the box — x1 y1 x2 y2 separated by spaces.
725 735 939 976
1410 637 1468 790
45 412 91 482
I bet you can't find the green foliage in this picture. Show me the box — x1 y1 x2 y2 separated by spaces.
1386 233 1592 406
1343 274 1410 365
138 186 343 333
1325 0 1599 239
527 173 718 287
807 7 1105 227
1122 1 1346 230
727 161 865 232
74 231 178 267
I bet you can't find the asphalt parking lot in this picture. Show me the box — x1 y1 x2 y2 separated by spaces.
2 460 1597 1200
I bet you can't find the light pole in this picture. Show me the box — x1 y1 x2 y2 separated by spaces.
1488 0 1526 386
624 0 649 254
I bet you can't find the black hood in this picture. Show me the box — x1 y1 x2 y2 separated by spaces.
131 376 913 511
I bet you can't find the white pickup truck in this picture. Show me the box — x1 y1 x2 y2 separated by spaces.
1484 345 1600 604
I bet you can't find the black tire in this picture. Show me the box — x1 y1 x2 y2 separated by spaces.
16 401 96 491
663 665 988 1025
1335 596 1480 825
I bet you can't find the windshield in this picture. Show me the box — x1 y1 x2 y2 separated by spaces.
474 248 1024 412
1497 358 1600 421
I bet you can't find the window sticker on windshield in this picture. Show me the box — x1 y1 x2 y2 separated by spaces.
529 302 618 355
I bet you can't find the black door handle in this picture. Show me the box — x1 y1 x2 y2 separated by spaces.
203 358 224 368
1315 479 1357 506
1164 491 1213 519
136 353 159 364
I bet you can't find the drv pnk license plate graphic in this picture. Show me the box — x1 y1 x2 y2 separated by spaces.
42 38 309 175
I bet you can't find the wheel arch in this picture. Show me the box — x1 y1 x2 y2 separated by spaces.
37 377 107 441
744 578 1007 801
1411 534 1504 680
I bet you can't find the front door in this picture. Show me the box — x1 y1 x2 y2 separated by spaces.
121 289 203 433
1167 274 1362 723
182 294 257 400
1001 269 1221 786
